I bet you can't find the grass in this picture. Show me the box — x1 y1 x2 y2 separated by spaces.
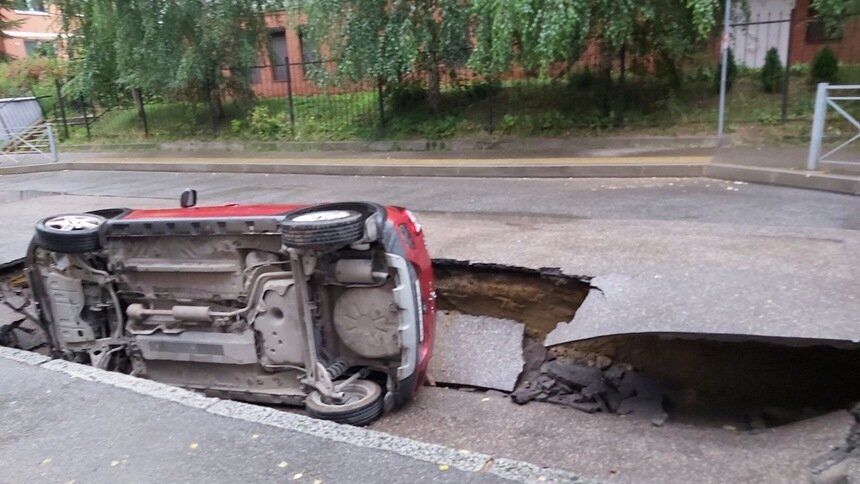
52 65 860 145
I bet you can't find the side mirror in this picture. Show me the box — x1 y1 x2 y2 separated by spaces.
180 188 197 208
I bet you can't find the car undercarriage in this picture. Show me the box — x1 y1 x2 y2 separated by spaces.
26 201 435 426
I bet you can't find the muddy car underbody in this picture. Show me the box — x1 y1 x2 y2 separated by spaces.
25 202 436 425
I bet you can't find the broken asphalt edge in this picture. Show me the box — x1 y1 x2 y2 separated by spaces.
0 345 592 484
1 160 857 195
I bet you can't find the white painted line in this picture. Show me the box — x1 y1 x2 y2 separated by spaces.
1 347 589 483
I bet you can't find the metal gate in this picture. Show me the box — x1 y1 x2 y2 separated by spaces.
807 83 860 170
0 123 59 165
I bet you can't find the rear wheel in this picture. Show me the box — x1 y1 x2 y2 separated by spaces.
280 207 364 250
305 379 383 426
34 213 105 253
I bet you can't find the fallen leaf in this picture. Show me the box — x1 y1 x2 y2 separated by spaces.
438 464 449 472
481 397 490 402
111 460 120 467
189 442 199 449
277 461 289 469
458 449 470 456
313 480 322 484
293 472 303 480
251 434 260 439
40 458 52 465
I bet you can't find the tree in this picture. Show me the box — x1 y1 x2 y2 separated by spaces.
812 0 860 34
54 0 269 122
0 0 22 61
760 47 782 93
469 0 721 76
294 0 471 112
811 46 839 84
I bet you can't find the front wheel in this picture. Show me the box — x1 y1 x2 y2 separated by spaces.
34 213 105 253
305 379 383 426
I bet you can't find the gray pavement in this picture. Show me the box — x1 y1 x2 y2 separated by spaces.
0 172 858 343
1 169 859 482
372 386 854 484
0 357 500 484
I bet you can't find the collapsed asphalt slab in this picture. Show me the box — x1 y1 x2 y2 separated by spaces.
430 312 525 392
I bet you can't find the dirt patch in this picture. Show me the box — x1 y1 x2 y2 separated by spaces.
432 259 591 339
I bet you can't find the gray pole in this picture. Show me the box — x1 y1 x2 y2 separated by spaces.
717 0 732 143
806 82 829 171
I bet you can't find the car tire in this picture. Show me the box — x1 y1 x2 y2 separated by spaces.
305 379 384 426
34 213 105 253
280 207 365 250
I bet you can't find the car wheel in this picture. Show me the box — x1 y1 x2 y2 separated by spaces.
280 207 365 250
34 213 105 253
305 379 383 426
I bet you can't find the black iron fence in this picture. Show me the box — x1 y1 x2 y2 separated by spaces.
37 17 860 143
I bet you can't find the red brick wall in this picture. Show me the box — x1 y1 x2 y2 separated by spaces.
789 0 860 64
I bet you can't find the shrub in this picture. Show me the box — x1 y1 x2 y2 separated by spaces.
569 68 596 90
248 105 285 139
760 47 783 93
811 47 839 84
388 81 426 113
714 48 737 92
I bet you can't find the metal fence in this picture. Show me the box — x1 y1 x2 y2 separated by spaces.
807 83 860 169
38 18 859 143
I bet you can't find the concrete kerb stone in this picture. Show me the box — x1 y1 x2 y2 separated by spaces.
0 345 51 365
0 347 589 484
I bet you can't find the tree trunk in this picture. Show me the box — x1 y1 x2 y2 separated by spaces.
598 43 613 119
426 55 441 113
207 79 224 134
614 44 626 128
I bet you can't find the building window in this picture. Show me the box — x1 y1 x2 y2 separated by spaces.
13 0 47 12
268 30 287 82
297 27 319 77
24 40 43 56
806 7 842 43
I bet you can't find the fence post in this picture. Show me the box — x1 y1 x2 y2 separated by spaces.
376 77 385 129
54 79 69 140
487 80 494 134
780 8 795 123
46 123 58 162
285 56 296 135
806 82 829 170
80 96 91 141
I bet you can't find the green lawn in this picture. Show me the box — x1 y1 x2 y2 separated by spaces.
51 65 860 145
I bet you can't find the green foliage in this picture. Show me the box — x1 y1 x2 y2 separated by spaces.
812 0 860 35
760 48 783 93
388 82 427 113
295 0 470 110
469 0 720 75
0 57 66 96
569 69 596 90
248 105 286 139
55 0 268 108
714 48 738 92
811 47 839 84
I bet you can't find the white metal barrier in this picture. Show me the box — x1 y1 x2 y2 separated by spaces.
0 124 58 164
807 83 860 170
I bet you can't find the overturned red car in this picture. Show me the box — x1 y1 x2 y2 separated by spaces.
26 195 436 425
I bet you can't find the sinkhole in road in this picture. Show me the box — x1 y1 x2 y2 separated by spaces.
431 259 860 428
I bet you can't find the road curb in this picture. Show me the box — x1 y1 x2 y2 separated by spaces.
0 346 589 483
705 163 860 196
1 159 857 195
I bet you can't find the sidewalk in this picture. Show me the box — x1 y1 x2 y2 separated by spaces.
0 347 582 484
0 144 858 195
